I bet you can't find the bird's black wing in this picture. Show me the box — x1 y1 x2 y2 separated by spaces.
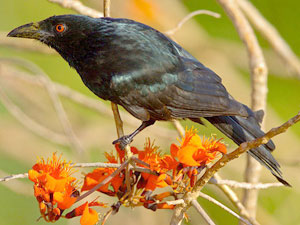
162 57 249 118
107 19 248 120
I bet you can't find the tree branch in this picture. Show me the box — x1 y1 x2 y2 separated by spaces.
212 174 260 225
191 200 216 225
198 193 251 225
48 0 103 18
165 10 220 36
210 177 283 189
237 0 300 77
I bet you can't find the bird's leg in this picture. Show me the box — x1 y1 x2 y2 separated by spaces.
112 120 155 149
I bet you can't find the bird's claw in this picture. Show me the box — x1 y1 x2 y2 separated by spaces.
112 135 133 149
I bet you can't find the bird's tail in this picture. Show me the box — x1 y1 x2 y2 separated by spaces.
205 109 290 186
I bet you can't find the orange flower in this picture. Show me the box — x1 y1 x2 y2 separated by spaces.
143 174 171 191
29 153 76 192
171 128 226 167
66 202 101 225
138 139 174 174
81 167 124 196
53 184 78 209
28 153 78 222
81 203 98 225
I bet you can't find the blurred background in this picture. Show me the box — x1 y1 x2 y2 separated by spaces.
0 0 300 224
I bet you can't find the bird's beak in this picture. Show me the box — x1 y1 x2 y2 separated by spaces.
7 22 42 40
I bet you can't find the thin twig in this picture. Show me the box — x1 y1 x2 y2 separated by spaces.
74 162 120 168
212 173 260 225
48 0 103 18
0 160 157 183
111 103 124 138
165 10 221 36
209 177 283 189
103 0 111 17
131 157 150 168
76 159 130 203
0 172 28 182
191 200 216 225
0 170 32 196
198 193 251 225
75 161 157 175
101 208 113 225
171 120 185 138
213 174 259 225
238 0 300 77
166 199 184 206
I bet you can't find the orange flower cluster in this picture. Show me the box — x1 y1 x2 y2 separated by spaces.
28 153 105 225
171 128 226 167
81 128 226 211
28 128 226 224
170 128 226 188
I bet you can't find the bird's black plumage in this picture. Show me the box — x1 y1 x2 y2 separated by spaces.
7 14 289 185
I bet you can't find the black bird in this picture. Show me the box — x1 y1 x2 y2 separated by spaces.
7 15 289 185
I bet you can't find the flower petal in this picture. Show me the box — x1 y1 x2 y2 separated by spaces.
80 204 99 225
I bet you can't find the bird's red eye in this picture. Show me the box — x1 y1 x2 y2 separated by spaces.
55 24 65 33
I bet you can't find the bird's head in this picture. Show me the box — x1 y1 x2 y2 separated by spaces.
7 15 100 64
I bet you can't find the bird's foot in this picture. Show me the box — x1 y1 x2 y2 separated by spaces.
112 135 133 149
